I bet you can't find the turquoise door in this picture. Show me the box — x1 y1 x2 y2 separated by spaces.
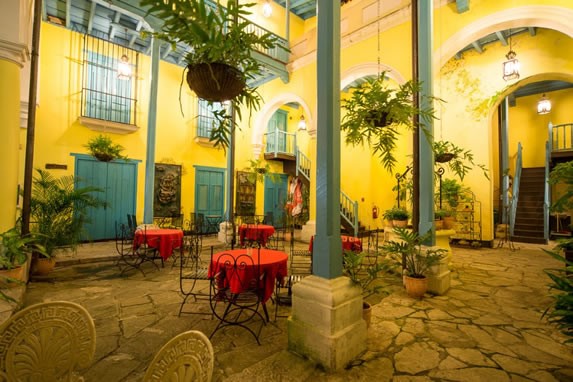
75 155 138 241
264 174 288 228
195 167 225 233
266 109 287 153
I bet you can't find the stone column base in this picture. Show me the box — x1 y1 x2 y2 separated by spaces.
287 275 366 371
299 220 315 242
218 221 232 244
427 256 451 295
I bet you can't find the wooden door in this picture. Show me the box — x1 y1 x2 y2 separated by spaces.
264 174 288 228
75 155 137 241
195 167 225 233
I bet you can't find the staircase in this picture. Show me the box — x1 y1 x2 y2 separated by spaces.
512 167 547 244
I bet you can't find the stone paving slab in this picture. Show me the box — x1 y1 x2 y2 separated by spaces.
8 239 573 381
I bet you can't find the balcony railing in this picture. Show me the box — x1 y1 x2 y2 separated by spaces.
549 122 573 152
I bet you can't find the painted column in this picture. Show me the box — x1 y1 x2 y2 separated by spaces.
0 0 30 231
500 98 510 224
143 37 160 223
417 0 435 241
288 0 366 370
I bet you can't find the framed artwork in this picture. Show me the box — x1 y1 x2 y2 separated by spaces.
154 163 182 217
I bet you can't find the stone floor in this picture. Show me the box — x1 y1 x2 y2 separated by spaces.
8 237 573 381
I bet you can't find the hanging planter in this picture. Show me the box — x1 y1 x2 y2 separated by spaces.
186 63 246 103
341 73 439 173
435 153 456 163
142 0 288 149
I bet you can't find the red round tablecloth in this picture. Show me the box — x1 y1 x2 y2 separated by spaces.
238 224 275 246
309 235 362 253
209 248 288 303
133 228 183 260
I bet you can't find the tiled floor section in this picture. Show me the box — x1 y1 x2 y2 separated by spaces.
14 238 573 381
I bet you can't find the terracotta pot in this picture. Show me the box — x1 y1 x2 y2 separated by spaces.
443 216 455 229
186 63 246 102
435 219 444 230
404 275 428 298
0 266 25 288
32 257 56 276
393 219 408 228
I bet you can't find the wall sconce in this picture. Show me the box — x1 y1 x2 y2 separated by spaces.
117 54 132 80
537 94 551 115
262 0 272 18
502 30 520 81
298 115 307 131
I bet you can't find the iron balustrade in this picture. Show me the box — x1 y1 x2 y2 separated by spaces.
81 88 137 125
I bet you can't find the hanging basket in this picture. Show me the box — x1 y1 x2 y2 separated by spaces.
186 63 246 102
435 153 455 163
365 110 391 128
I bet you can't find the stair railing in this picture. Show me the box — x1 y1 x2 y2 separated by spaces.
544 140 550 241
509 142 522 237
296 149 311 183
340 191 359 237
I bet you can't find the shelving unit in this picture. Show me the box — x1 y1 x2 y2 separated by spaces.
236 171 256 216
451 190 482 246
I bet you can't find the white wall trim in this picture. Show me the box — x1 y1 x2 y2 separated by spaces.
0 38 28 67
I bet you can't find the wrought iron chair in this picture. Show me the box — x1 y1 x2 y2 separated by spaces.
0 301 96 381
115 222 160 276
178 228 210 316
274 224 313 320
209 246 268 345
143 330 214 382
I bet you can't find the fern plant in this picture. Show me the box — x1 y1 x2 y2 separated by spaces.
542 249 573 343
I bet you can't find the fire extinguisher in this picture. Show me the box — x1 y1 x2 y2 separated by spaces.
372 206 378 219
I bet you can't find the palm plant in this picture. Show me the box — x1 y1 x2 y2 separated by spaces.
382 227 446 278
542 249 573 343
29 169 105 257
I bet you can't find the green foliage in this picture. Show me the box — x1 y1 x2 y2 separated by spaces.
84 134 127 162
29 169 106 257
244 158 272 184
541 249 573 343
141 0 288 150
342 250 393 298
382 227 447 278
341 73 438 173
382 207 410 221
433 140 489 181
0 226 46 270
548 161 573 213
434 209 448 219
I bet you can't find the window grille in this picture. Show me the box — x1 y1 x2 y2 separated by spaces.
197 99 227 139
81 34 138 126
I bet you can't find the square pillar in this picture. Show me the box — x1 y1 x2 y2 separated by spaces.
288 275 366 370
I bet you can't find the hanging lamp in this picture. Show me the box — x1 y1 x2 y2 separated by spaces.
502 29 520 81
262 0 272 17
537 93 551 115
298 115 307 131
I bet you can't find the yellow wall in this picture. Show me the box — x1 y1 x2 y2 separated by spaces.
0 60 21 231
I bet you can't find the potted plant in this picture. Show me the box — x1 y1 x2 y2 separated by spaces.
28 169 105 274
433 140 489 181
342 249 392 327
382 227 447 298
541 249 573 342
434 209 447 230
0 226 47 287
341 73 438 173
549 161 573 214
382 207 410 228
142 0 288 149
84 134 127 162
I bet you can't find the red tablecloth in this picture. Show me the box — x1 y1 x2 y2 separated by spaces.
238 224 275 247
309 235 362 253
208 248 288 303
134 228 183 260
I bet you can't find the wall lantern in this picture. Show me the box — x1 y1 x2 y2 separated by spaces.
502 30 520 81
262 0 272 18
537 94 551 115
298 115 307 131
117 54 132 80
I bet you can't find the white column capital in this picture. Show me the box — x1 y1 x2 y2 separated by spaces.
0 39 28 67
